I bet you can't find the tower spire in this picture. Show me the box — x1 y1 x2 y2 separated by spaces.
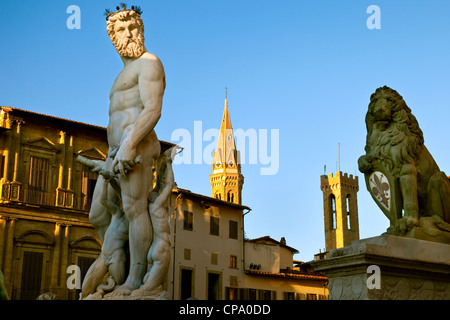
210 93 244 204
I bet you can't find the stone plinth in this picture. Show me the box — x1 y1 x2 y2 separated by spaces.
310 235 450 299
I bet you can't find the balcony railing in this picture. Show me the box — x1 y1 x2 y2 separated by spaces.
24 188 56 206
0 182 92 212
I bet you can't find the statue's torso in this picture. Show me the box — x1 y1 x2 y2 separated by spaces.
107 60 143 147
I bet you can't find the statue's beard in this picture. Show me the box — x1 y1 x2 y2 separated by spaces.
113 35 145 58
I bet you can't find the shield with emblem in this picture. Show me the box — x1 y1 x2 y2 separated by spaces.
364 164 403 232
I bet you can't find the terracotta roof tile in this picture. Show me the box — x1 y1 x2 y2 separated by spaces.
245 270 327 281
173 188 251 211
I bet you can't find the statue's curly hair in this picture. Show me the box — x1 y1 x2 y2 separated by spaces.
106 9 144 41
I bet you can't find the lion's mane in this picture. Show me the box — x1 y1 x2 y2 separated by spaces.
364 86 424 178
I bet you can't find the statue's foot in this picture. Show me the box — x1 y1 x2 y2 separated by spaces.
104 284 134 297
131 285 161 297
396 216 419 234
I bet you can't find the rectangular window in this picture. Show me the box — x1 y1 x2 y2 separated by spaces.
259 290 274 300
0 155 5 179
20 251 43 300
211 253 218 265
248 289 257 300
81 164 99 211
210 216 219 236
29 156 49 191
184 248 191 260
229 220 238 239
183 210 193 231
226 287 239 300
284 292 295 300
230 276 238 287
229 255 237 269
307 293 317 300
27 156 50 205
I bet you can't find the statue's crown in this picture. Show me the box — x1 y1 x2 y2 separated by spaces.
104 3 143 21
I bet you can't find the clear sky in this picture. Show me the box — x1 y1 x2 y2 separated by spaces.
1 0 449 261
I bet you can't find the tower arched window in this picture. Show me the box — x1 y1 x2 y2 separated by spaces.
227 191 234 203
346 195 351 230
330 194 336 230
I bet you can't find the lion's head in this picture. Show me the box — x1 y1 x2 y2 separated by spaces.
364 86 424 178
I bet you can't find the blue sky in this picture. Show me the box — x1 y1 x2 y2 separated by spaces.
1 1 449 261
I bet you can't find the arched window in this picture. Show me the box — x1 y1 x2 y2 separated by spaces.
330 194 336 230
346 195 351 230
215 192 221 200
227 191 234 203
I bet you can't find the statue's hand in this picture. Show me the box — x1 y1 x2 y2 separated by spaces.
90 160 105 173
112 141 140 176
164 145 181 164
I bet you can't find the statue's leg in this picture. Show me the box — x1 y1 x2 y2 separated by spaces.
89 156 118 242
108 249 127 285
398 165 420 232
132 238 170 296
110 156 154 295
89 175 111 243
80 255 107 299
428 172 450 223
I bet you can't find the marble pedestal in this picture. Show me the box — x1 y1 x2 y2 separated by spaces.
311 235 450 300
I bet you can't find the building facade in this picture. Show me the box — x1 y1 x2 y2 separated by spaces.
243 237 328 300
166 189 328 300
0 107 107 299
167 187 249 300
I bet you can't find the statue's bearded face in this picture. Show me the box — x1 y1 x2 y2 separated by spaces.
107 14 145 58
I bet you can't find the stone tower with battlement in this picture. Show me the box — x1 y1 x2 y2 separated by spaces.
209 96 244 204
320 171 360 251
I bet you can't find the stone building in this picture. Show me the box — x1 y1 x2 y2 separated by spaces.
167 185 328 299
0 106 107 299
0 104 328 300
0 107 172 299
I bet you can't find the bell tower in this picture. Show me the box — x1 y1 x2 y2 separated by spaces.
320 171 360 251
209 94 244 204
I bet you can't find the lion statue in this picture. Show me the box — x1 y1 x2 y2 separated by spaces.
358 86 450 240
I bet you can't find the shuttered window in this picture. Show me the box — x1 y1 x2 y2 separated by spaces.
29 156 49 191
210 216 219 236
229 220 238 239
183 211 193 231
